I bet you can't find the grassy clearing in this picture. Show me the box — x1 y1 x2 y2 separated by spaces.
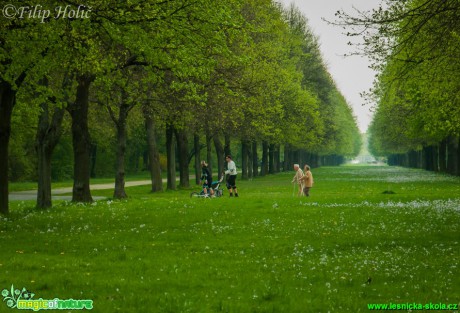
1 166 459 312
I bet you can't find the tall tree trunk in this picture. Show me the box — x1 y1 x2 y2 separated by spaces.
224 134 231 157
166 124 176 190
310 153 316 167
283 144 290 172
299 150 305 167
112 102 129 199
417 150 423 169
194 134 201 185
292 150 299 166
67 74 94 203
432 145 439 172
247 141 253 179
274 144 281 173
206 134 213 179
268 143 275 174
423 145 435 172
323 155 329 166
252 141 258 177
447 136 459 176
144 111 163 192
0 81 17 215
401 153 407 167
214 136 225 176
241 140 249 180
36 102 65 209
408 150 416 168
261 141 268 176
308 153 314 168
320 155 326 166
439 139 447 173
0 70 27 214
175 128 189 188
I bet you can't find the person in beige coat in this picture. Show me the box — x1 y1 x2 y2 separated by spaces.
291 164 304 196
300 164 314 196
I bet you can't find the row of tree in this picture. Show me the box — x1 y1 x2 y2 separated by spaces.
336 0 460 175
1 0 362 214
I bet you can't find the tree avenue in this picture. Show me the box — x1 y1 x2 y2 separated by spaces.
336 0 460 175
2 1 361 214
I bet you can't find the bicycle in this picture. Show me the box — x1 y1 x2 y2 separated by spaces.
190 175 224 198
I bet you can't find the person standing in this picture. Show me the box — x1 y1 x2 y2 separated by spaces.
200 161 214 197
224 155 238 197
300 164 314 196
291 164 304 196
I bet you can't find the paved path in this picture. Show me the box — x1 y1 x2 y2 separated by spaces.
9 180 153 201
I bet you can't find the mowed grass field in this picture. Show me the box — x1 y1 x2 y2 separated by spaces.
1 166 459 312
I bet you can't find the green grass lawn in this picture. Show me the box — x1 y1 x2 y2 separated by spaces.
1 166 459 312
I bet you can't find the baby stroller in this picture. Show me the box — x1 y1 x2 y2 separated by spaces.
190 175 224 198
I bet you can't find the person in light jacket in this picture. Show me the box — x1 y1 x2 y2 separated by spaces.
291 164 304 196
224 155 238 197
300 164 314 197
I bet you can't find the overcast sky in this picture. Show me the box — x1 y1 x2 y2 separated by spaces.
276 0 381 133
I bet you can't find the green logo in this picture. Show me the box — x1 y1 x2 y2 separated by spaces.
2 285 93 311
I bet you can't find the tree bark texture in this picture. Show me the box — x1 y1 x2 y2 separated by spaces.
224 134 231 157
113 102 129 199
447 136 459 176
0 81 16 214
194 134 201 185
36 101 65 209
439 139 447 173
241 140 249 180
268 143 275 174
283 144 291 172
247 142 253 179
67 75 94 203
261 141 268 176
206 134 213 179
214 136 225 177
144 112 163 192
166 124 176 190
252 141 258 177
175 128 189 188
274 144 281 173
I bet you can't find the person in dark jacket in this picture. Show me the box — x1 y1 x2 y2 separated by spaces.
200 161 214 197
